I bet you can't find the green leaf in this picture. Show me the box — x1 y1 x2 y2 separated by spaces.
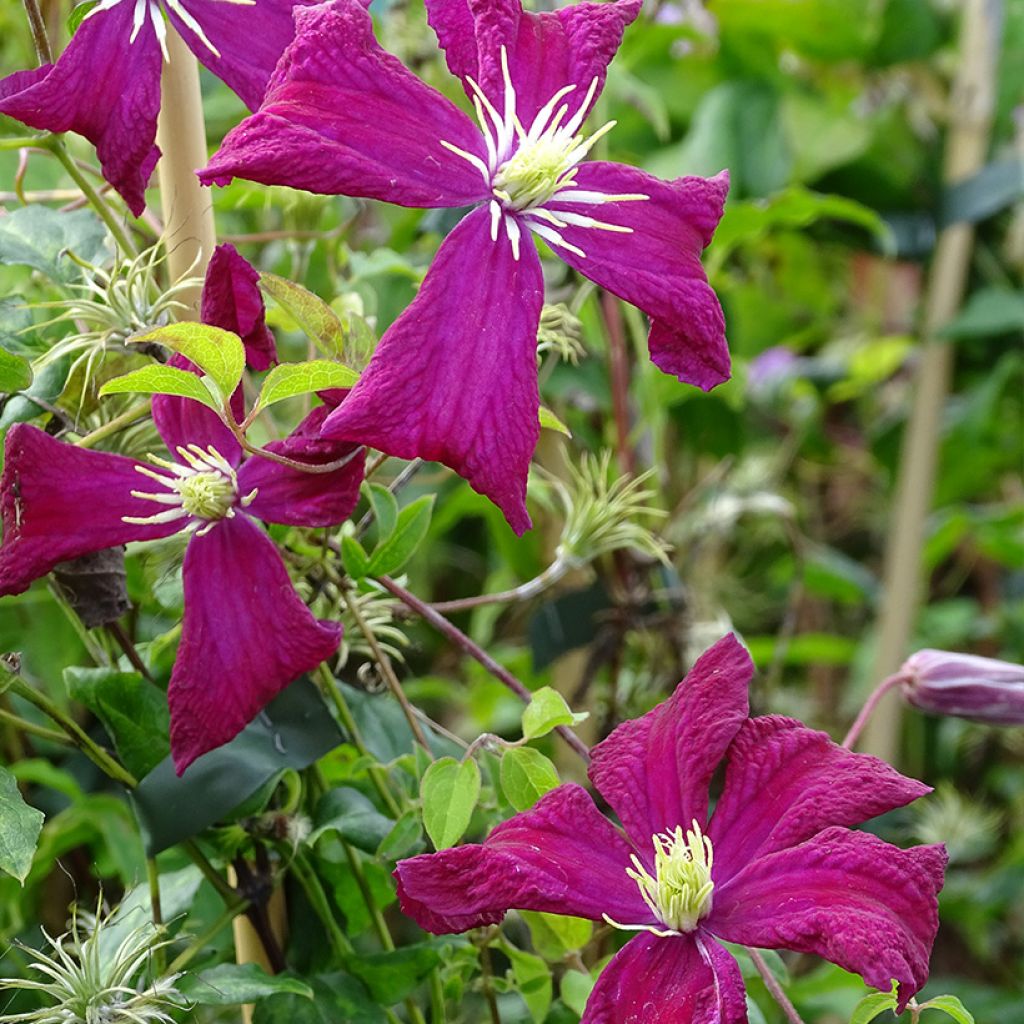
376 809 424 861
0 358 69 429
366 483 398 540
500 747 560 812
918 994 976 1024
0 764 44 883
346 944 442 1006
538 405 571 436
65 667 171 778
560 968 595 1018
68 0 99 34
253 972 385 1024
98 364 224 410
0 348 32 393
311 787 394 853
940 286 1024 341
848 983 899 1024
179 963 313 1006
366 495 434 576
505 945 552 1024
255 359 360 411
341 534 372 580
0 205 106 282
521 686 588 740
259 272 348 358
130 322 245 402
420 756 481 849
521 911 592 961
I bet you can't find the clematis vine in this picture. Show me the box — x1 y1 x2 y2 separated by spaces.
0 0 323 215
395 635 947 1023
200 0 730 534
0 247 365 772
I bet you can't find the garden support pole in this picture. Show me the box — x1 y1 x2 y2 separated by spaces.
860 0 1002 761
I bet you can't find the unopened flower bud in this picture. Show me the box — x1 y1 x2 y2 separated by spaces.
900 649 1024 725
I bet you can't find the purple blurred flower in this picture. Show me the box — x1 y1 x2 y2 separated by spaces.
746 345 799 395
0 0 322 214
396 635 946 1022
200 0 730 534
901 649 1024 725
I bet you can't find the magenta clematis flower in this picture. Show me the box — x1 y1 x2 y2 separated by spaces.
0 0 323 215
200 0 729 534
395 635 947 1023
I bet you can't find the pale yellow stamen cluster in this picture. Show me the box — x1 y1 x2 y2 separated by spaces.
123 444 257 536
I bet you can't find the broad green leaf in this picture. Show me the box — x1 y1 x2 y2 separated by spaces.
311 787 394 852
65 667 171 778
521 911 592 961
560 969 595 1017
521 686 588 740
98 364 223 410
0 205 106 282
940 286 1024 341
420 756 481 850
131 322 245 401
500 747 559 812
341 534 372 580
376 809 424 860
260 272 347 358
253 971 384 1024
0 358 69 429
255 359 360 411
505 945 552 1024
366 483 398 539
539 405 571 436
0 764 44 883
366 495 434 576
0 348 32 393
68 0 99 34
179 963 313 1005
848 983 899 1024
346 944 441 1006
918 994 976 1024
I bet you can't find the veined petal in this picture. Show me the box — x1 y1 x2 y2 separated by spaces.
0 3 161 215
0 425 182 596
711 828 947 1013
581 932 747 1024
200 243 277 371
170 514 341 772
547 163 729 391
166 0 320 111
708 716 932 880
239 406 365 527
151 354 243 465
321 206 543 535
200 0 490 208
588 635 752 852
395 784 650 934
426 0 641 128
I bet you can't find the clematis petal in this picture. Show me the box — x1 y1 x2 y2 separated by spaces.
426 0 641 128
169 514 341 772
238 406 365 527
0 425 182 596
166 0 319 112
546 163 729 391
200 243 278 371
589 635 752 851
710 827 947 1012
582 932 748 1024
395 783 650 934
151 354 243 466
320 206 543 535
200 0 490 208
708 715 932 880
0 4 162 216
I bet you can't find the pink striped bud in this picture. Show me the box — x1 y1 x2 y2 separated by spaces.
901 649 1024 725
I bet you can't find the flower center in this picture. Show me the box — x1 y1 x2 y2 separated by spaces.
492 131 582 212
627 820 715 934
123 444 256 536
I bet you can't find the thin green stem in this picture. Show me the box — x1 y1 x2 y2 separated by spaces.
0 707 73 746
748 949 805 1024
314 663 402 818
0 135 47 151
289 849 353 957
167 901 249 975
44 137 139 257
74 400 153 449
429 967 447 1024
146 858 166 974
181 839 241 907
8 677 137 788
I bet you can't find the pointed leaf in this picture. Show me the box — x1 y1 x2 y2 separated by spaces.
500 747 560 812
341 534 372 580
98 364 224 410
260 272 347 358
538 405 571 437
366 496 433 576
365 483 398 540
420 756 481 850
849 983 900 1024
521 687 588 740
0 765 44 883
130 322 245 401
255 360 360 411
178 963 313 1005
0 206 106 281
0 348 32 393
918 995 975 1024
